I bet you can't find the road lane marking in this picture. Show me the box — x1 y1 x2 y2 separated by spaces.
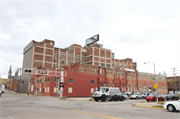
70 110 123 119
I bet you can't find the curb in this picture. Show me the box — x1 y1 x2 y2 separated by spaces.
132 104 165 110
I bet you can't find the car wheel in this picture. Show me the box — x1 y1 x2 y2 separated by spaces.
147 100 149 102
142 97 144 99
167 99 169 101
136 97 138 100
167 104 176 112
101 95 106 102
94 98 99 102
114 96 119 101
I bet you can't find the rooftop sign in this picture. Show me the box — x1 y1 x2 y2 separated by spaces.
85 34 99 46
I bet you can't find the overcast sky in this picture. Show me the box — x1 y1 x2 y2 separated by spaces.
0 0 180 78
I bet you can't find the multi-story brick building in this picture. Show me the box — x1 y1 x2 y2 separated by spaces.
167 76 180 94
21 36 168 95
29 62 168 97
20 37 137 93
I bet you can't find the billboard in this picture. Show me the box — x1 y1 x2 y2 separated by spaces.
85 34 99 46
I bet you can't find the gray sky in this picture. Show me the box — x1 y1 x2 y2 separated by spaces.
0 0 180 78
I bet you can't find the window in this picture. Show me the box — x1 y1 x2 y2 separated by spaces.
107 53 110 57
75 56 80 60
106 64 111 67
60 53 66 58
68 54 73 59
117 71 119 75
91 68 94 72
82 67 85 71
48 78 50 82
86 67 88 71
75 68 77 71
91 80 94 84
45 78 47 82
115 71 116 75
120 63 123 67
94 69 97 73
91 88 94 93
54 78 59 82
115 62 118 66
82 57 86 61
111 62 114 66
100 69 102 73
69 79 73 83
101 63 105 66
108 70 109 74
111 54 114 59
124 64 127 68
101 52 104 55
60 59 66 64
68 87 72 93
68 60 73 64
121 72 123 75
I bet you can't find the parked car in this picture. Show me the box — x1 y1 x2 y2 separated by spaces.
111 93 125 101
163 99 180 112
166 94 179 101
121 93 128 100
130 93 145 99
137 93 146 99
124 91 131 95
145 94 165 102
158 94 167 99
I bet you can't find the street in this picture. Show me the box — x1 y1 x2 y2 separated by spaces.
0 91 180 119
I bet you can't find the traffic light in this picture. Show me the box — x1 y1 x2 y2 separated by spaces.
24 69 32 73
59 84 64 87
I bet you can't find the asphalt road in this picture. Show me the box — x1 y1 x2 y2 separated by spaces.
0 91 180 119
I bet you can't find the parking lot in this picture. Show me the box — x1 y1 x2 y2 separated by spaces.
0 91 180 119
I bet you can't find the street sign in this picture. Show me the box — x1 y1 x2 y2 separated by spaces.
152 78 156 80
153 84 158 89
20 84 22 89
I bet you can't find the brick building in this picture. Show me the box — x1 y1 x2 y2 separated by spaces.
21 36 168 95
167 76 180 94
20 37 136 93
28 62 168 97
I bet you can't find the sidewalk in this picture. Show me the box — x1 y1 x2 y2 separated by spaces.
132 102 165 110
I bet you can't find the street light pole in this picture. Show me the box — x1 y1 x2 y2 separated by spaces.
144 62 158 103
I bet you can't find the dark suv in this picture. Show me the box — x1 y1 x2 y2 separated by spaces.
166 94 179 101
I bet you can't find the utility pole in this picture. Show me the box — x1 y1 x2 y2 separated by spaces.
171 68 178 94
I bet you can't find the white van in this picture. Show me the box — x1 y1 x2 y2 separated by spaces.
1 85 5 93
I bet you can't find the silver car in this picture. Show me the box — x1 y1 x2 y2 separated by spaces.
130 93 139 99
130 93 145 99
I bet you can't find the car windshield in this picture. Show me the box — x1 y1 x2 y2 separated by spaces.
133 93 138 95
99 88 106 92
149 94 155 96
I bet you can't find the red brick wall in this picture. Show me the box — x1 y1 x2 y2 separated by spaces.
34 47 44 54
75 47 81 52
45 56 52 62
100 49 105 57
94 57 99 61
33 61 43 67
44 39 54 45
87 48 93 55
106 51 111 58
35 43 44 47
45 49 53 55
94 48 99 56
106 59 111 63
34 54 43 61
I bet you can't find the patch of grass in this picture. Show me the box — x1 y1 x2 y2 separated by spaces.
157 102 165 105
153 105 164 108
89 98 94 101
60 96 67 100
